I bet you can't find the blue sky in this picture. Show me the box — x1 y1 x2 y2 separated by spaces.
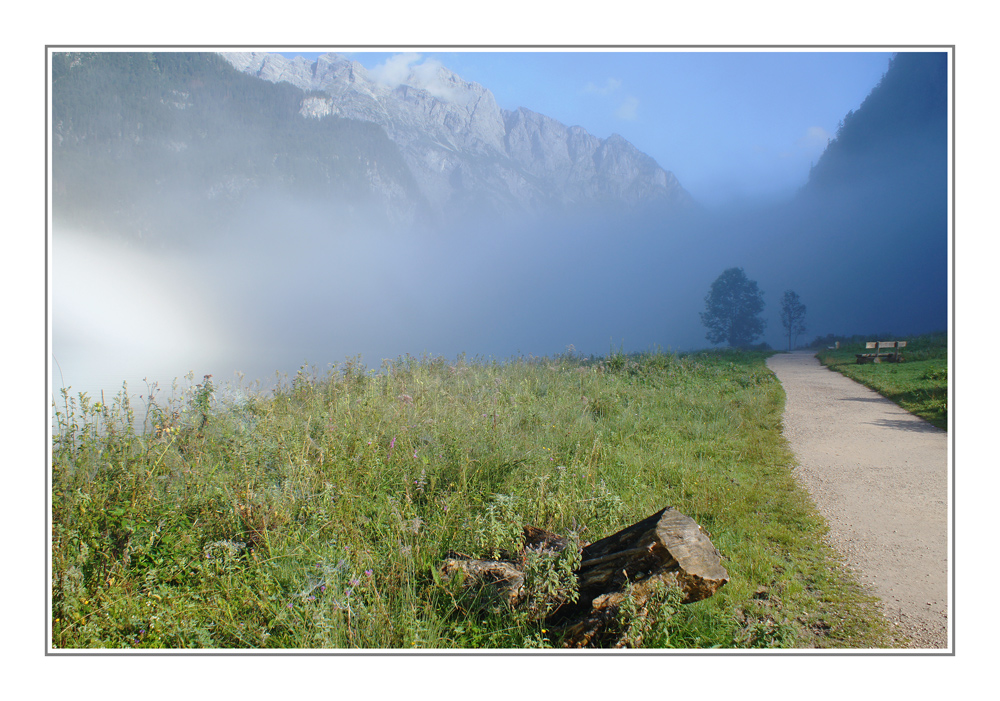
278 49 893 206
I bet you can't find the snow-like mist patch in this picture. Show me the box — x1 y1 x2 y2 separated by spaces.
51 228 237 404
368 53 464 103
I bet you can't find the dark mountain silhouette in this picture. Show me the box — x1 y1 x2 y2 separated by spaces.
805 52 948 192
719 51 949 342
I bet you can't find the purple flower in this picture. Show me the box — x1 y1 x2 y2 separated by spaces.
364 569 373 577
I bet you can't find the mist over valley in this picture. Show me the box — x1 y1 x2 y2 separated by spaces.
50 50 948 404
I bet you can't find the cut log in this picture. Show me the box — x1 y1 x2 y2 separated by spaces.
576 506 729 605
439 506 729 647
438 557 526 609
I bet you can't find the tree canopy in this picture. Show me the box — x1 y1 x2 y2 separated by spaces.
700 268 766 348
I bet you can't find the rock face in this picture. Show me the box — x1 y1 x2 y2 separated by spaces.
220 51 693 218
52 51 693 243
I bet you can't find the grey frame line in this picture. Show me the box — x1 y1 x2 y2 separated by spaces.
44 43 956 657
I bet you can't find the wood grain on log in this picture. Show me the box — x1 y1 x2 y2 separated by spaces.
438 506 728 646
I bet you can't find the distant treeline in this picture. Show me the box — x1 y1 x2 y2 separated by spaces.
809 330 947 350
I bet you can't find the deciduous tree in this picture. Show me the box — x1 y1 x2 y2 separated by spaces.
700 268 766 348
780 290 807 351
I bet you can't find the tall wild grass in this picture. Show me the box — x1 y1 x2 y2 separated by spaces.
51 350 894 649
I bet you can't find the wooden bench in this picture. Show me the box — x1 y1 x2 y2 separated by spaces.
856 341 907 364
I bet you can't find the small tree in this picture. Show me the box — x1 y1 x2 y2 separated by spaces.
780 290 807 350
700 268 766 348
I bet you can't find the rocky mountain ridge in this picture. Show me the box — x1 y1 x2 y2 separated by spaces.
220 51 693 216
52 51 693 241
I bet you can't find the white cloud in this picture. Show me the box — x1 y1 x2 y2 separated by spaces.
369 53 460 102
368 52 422 88
582 78 622 96
797 125 831 149
616 96 640 121
409 58 460 102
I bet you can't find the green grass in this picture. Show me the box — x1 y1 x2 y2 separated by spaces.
815 332 948 430
51 350 897 649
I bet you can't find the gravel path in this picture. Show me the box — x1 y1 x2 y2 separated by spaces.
766 351 949 649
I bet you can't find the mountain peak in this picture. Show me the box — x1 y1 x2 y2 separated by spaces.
221 51 318 88
219 51 692 217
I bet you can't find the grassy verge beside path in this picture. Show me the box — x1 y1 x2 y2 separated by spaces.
815 332 948 430
52 349 895 649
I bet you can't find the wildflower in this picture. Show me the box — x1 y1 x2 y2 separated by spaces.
364 569 373 578
349 578 360 587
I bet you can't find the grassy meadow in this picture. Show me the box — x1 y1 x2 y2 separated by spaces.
815 332 948 430
51 349 896 649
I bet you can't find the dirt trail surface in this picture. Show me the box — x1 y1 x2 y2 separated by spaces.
766 351 949 649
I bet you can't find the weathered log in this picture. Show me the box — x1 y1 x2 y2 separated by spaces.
577 506 729 605
439 507 729 647
438 557 526 609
